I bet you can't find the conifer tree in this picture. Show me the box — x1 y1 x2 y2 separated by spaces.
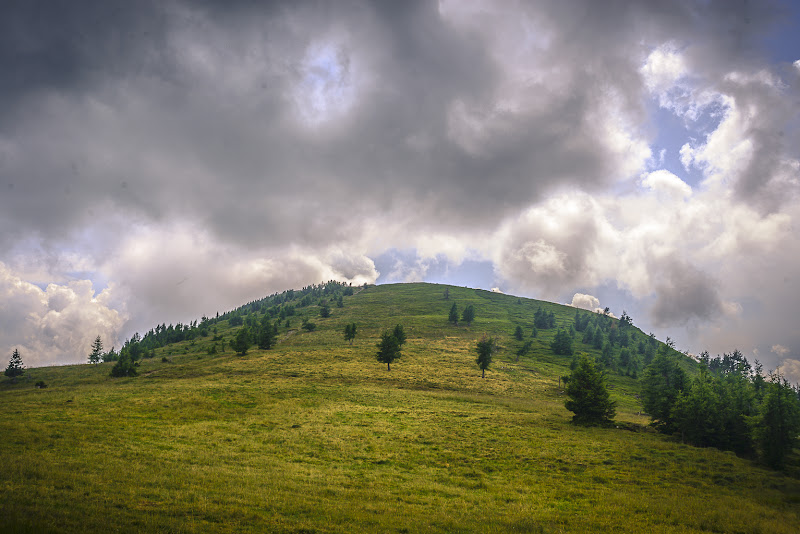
475 334 497 378
88 335 103 365
344 323 357 345
754 374 800 469
448 302 459 325
565 355 616 425
376 330 402 371
5 348 24 381
232 327 251 355
461 305 475 325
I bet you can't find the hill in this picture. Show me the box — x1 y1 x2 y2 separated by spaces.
1 282 799 533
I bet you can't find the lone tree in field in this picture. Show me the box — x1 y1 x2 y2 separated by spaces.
88 335 103 365
516 340 533 362
448 302 459 325
475 334 497 378
564 355 616 425
514 325 524 341
376 329 403 371
5 348 24 382
344 323 357 345
462 304 475 326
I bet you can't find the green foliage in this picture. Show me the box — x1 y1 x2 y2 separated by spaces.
376 330 402 371
753 374 800 469
110 352 137 377
320 304 331 318
5 349 24 380
257 319 277 350
641 346 688 432
461 304 475 325
534 307 556 329
475 334 497 378
88 336 103 365
550 328 573 356
448 302 459 325
302 319 317 332
672 367 725 448
231 328 251 355
513 325 524 341
565 355 616 425
516 340 533 362
3 283 800 533
392 324 407 346
343 323 357 345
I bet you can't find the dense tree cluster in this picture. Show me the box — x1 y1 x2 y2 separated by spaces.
641 346 800 469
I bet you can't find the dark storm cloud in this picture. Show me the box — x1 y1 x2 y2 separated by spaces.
651 260 725 327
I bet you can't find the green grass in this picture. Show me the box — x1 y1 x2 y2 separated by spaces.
1 282 798 533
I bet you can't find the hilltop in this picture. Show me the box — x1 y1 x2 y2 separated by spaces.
1 282 799 533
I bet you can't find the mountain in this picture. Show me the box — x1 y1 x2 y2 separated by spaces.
1 282 798 533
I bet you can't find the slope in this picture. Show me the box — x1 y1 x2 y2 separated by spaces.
1 282 798 533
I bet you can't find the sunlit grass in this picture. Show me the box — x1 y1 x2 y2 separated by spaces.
1 283 798 533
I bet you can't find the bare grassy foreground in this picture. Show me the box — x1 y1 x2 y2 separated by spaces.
2 283 799 533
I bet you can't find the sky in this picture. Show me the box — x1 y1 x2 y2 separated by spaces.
2 0 799 381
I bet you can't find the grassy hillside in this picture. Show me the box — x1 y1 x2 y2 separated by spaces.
1 282 799 533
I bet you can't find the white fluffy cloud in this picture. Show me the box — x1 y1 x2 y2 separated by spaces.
0 262 124 367
570 293 601 311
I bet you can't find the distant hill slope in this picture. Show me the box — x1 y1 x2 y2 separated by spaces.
2 282 798 533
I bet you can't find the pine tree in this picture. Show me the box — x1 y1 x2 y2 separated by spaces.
88 335 103 365
392 324 407 346
475 334 497 378
232 328 251 355
641 346 688 432
550 328 573 355
461 305 475 325
376 330 402 371
4 348 24 381
754 374 800 469
514 325 524 341
448 302 459 325
565 355 616 425
344 323 357 345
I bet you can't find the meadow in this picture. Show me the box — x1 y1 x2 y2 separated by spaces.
2 283 799 533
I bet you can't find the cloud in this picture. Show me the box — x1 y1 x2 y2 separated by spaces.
776 358 800 386
570 293 600 312
0 262 124 367
772 344 790 356
0 0 798 370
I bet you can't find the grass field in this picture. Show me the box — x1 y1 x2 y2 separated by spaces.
2 283 799 533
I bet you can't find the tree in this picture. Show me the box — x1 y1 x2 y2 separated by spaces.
514 325 524 341
461 305 475 325
564 355 616 425
376 330 402 371
443 288 450 300
753 374 800 469
5 349 24 381
475 334 497 378
516 340 533 362
448 302 459 325
231 328 251 355
257 319 276 350
319 304 331 318
110 352 137 377
344 323 357 345
392 324 407 346
88 335 103 365
550 328 573 356
671 367 724 448
641 346 688 432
